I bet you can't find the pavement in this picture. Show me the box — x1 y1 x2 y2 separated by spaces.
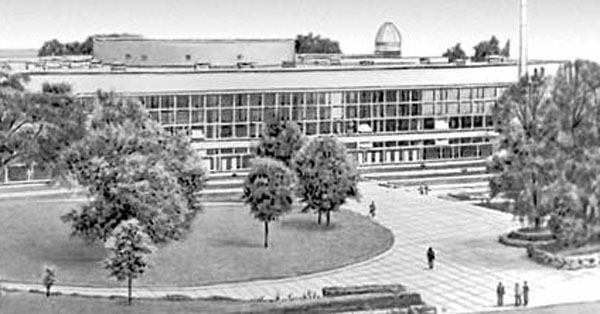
2 181 600 313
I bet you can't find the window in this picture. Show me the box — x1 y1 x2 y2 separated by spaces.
221 109 233 123
459 102 471 114
422 90 434 102
221 126 232 138
207 95 218 107
279 93 291 106
449 117 459 129
385 119 396 132
221 94 233 107
176 111 189 124
360 91 372 103
192 95 203 108
424 118 435 130
385 90 397 103
359 105 371 118
319 122 331 134
400 90 410 102
207 109 218 123
162 95 174 108
191 110 203 123
250 108 262 121
386 105 397 117
411 90 422 102
399 119 409 131
345 91 358 104
235 125 248 137
346 106 357 119
235 108 247 122
447 89 458 101
459 88 471 101
319 107 331 119
264 93 276 106
149 96 160 109
461 116 472 128
176 95 189 108
411 104 421 116
399 105 410 116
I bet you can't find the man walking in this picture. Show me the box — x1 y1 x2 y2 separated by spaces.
426 247 435 270
496 282 505 306
369 201 377 218
523 281 529 306
514 282 522 306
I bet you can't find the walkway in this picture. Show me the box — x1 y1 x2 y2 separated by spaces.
3 181 600 313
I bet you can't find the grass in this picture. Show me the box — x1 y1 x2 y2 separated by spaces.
0 197 393 287
0 290 419 314
0 291 275 314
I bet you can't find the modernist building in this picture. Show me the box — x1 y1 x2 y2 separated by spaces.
1 23 561 182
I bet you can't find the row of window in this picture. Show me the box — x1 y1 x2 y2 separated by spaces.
147 104 494 127
135 87 504 110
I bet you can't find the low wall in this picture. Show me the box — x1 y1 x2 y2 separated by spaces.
527 245 600 270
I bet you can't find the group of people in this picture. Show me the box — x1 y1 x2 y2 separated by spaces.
418 183 431 195
496 281 529 307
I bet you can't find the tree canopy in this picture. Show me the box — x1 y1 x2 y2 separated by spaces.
489 60 600 245
442 43 467 62
61 92 205 244
0 72 87 172
472 36 510 62
242 158 294 248
295 33 342 54
255 115 305 167
293 136 360 226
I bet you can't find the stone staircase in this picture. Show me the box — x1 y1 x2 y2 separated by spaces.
200 158 492 202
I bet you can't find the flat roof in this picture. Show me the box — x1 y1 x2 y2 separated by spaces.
22 61 563 95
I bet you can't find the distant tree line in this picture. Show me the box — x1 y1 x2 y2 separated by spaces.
295 33 342 54
443 36 510 62
37 34 142 57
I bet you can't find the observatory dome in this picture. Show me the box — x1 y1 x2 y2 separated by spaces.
375 22 402 56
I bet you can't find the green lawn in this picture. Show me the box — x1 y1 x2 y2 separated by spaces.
0 198 393 287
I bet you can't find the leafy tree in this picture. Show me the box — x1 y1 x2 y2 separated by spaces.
442 43 467 62
38 39 65 57
242 158 294 248
256 115 305 167
488 74 556 229
61 92 205 244
472 36 510 62
295 33 342 54
41 266 57 297
0 73 87 173
293 136 360 226
104 219 155 305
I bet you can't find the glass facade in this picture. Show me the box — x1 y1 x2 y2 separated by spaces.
129 85 505 172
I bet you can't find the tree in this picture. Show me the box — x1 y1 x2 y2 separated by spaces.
442 43 467 62
38 39 65 57
255 115 305 167
0 73 87 173
295 33 342 54
41 266 57 297
242 158 294 248
472 36 510 62
61 92 205 244
488 73 556 229
293 136 360 226
104 219 154 305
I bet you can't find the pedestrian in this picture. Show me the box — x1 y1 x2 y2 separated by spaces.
424 184 430 195
369 201 377 218
514 283 522 306
523 281 529 306
418 185 424 195
426 247 435 270
496 282 505 306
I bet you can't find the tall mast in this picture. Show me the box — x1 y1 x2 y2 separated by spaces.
518 0 528 78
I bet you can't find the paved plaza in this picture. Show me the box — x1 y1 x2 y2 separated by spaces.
3 181 600 313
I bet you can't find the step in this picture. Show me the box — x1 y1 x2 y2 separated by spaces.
363 166 487 180
359 158 487 174
388 174 492 186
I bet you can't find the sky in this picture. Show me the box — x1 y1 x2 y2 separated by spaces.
1 0 599 62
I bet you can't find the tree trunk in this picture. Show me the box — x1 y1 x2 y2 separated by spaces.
317 211 322 224
264 220 269 248
127 275 132 305
46 285 50 298
326 210 331 226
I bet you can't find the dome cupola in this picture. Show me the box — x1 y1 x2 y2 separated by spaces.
375 22 402 56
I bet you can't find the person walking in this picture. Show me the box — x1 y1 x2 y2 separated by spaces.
426 247 436 270
369 201 377 218
496 282 505 306
514 283 522 306
523 281 529 306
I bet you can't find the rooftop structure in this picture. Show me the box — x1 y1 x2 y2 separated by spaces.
375 22 402 57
